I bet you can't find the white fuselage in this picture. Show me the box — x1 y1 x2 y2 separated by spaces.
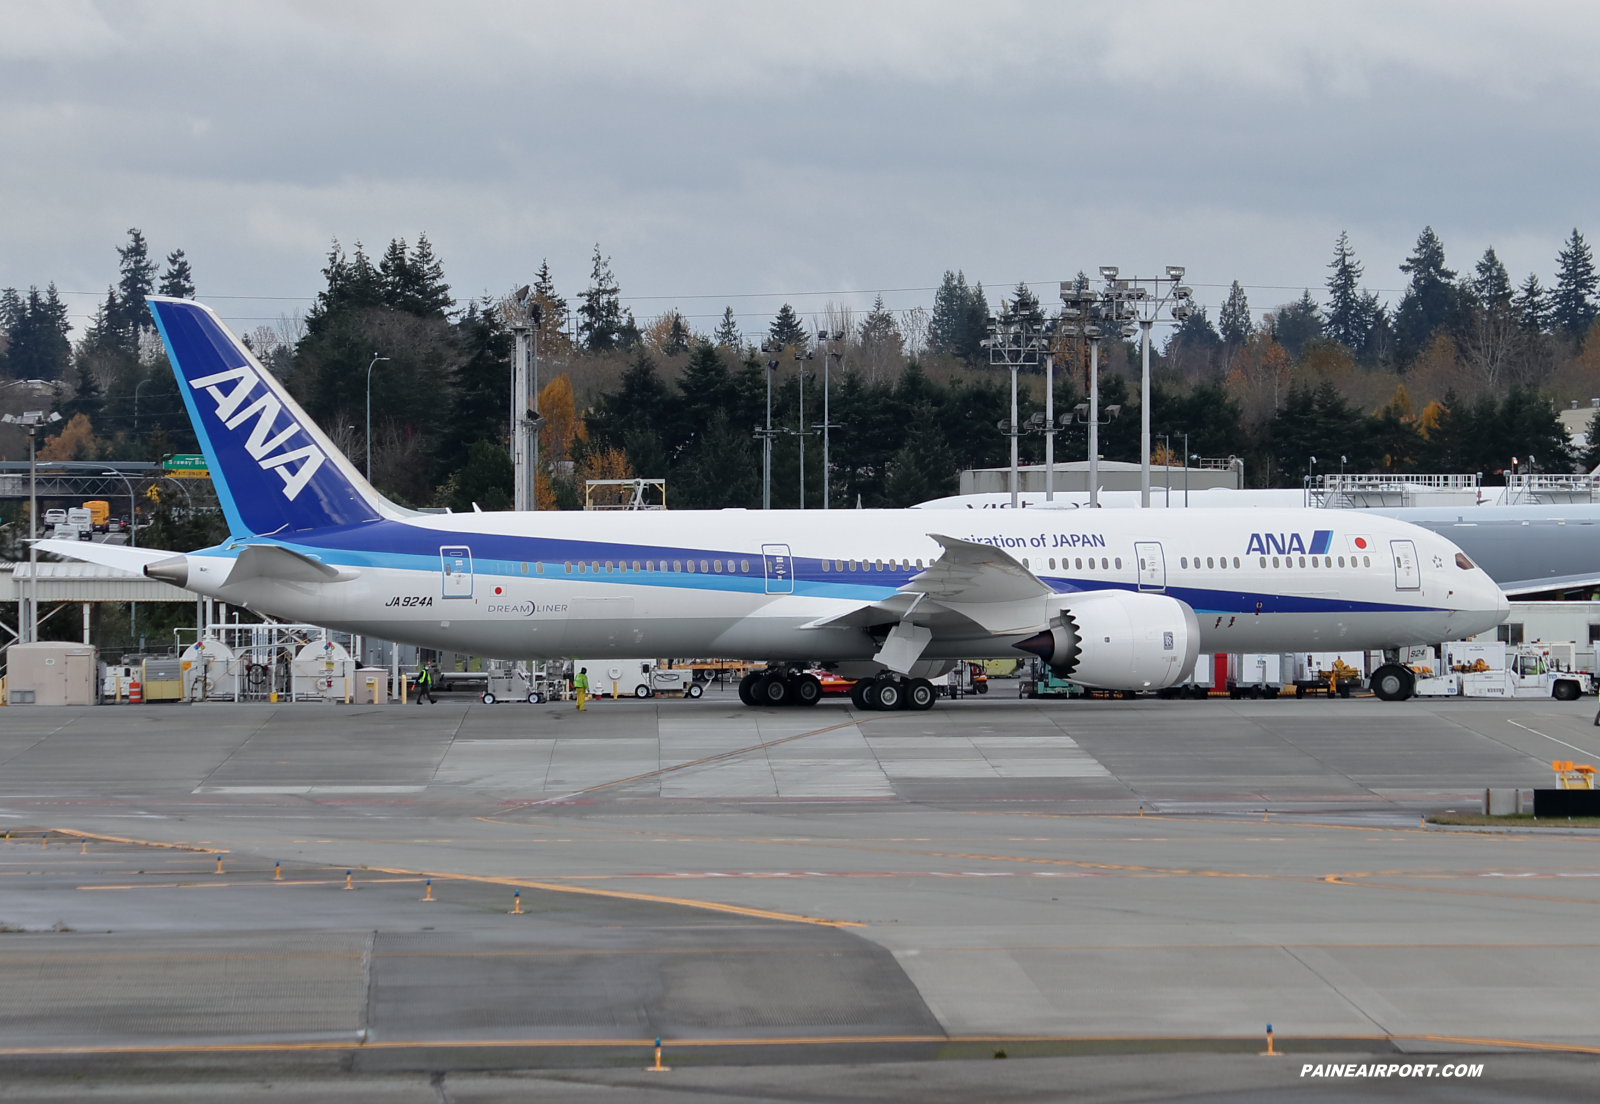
179 507 1508 662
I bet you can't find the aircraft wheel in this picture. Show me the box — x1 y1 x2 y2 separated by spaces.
759 676 790 707
1370 665 1414 702
738 672 762 706
875 679 904 710
849 680 872 711
635 684 651 699
481 692 496 705
792 674 822 707
686 682 703 699
907 678 935 711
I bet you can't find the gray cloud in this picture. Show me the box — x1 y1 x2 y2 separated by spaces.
2 0 1597 333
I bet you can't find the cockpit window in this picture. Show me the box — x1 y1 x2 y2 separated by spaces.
1455 553 1475 570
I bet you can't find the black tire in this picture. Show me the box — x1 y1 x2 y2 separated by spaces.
1338 684 1351 699
908 678 935 711
634 684 651 699
976 682 988 694
1370 665 1414 702
875 679 903 710
848 680 871 711
738 671 761 706
1553 680 1581 702
792 675 822 707
759 676 790 707
686 683 703 699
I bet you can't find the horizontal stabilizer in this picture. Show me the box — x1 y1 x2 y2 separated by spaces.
33 539 179 575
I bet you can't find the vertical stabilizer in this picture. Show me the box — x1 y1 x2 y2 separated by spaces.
148 296 392 537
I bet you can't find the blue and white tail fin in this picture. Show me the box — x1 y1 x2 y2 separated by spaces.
148 296 395 538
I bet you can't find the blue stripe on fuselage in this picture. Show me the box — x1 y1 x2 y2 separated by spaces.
193 518 1446 617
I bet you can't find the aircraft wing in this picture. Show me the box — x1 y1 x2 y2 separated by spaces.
804 534 1056 637
32 539 180 575
1498 571 1600 597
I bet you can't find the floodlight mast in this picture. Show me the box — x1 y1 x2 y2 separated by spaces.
1102 267 1194 507
3 409 62 642
986 308 1045 509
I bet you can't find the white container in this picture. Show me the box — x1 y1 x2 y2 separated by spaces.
355 666 388 704
1461 671 1511 698
290 640 355 701
1446 641 1505 673
5 642 97 705
1413 675 1460 697
181 637 239 701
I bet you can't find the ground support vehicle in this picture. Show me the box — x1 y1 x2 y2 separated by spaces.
1019 658 1083 699
1227 653 1285 699
572 659 705 701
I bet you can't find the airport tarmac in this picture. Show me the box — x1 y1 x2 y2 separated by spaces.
1 687 1598 1101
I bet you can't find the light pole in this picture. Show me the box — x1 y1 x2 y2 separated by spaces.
794 345 814 508
756 345 782 509
1061 277 1129 508
103 467 139 642
133 377 152 435
4 410 62 643
1097 267 1194 507
985 309 1047 509
365 353 389 483
814 330 844 509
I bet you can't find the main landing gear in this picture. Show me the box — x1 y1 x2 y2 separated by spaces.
739 668 823 708
849 674 935 712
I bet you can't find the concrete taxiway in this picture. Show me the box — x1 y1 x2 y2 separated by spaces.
1 688 1598 1100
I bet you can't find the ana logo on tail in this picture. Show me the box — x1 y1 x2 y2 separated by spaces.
188 364 326 501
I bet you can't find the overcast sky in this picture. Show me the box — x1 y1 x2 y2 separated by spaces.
3 1 1598 339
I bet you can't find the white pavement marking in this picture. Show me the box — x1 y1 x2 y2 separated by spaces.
1507 719 1595 757
432 740 556 794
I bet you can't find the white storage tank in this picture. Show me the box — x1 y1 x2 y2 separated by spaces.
180 637 239 701
291 640 355 701
5 642 98 705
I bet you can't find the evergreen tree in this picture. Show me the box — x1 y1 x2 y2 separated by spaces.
434 300 511 481
883 402 958 505
588 348 673 463
577 246 627 351
1551 228 1597 339
530 259 569 347
158 249 196 299
928 270 989 361
713 306 742 350
1395 226 1458 354
1324 233 1366 348
1581 410 1600 473
1163 307 1222 366
662 311 689 356
1003 282 1044 328
1271 291 1322 356
1515 273 1549 333
107 228 157 352
1472 247 1512 310
58 360 104 426
306 240 383 335
858 294 899 347
404 234 453 317
2 285 73 380
768 303 808 348
1218 280 1252 345
0 286 21 335
1268 381 1375 482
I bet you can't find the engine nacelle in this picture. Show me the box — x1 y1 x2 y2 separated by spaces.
1016 591 1200 691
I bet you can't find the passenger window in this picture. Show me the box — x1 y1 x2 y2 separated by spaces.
875 559 883 571
1272 557 1280 568
520 562 529 574
714 560 723 573
835 560 844 571
848 560 856 572
1206 557 1214 569
578 562 587 573
1299 556 1306 568
700 560 708 573
1022 558 1029 569
1075 558 1083 569
1180 557 1187 569
632 560 640 571
591 561 599 573
1363 556 1370 567
1338 556 1345 567
673 560 682 572
605 561 614 572
916 559 924 568
1114 558 1121 569
1049 558 1056 569
564 562 573 573
821 560 830 572
645 560 654 572
741 559 750 572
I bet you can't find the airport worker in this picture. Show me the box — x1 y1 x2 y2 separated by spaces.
414 662 436 704
575 666 589 712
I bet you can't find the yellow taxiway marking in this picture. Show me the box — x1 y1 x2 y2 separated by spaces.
359 863 863 928
46 829 224 853
0 1032 1595 1057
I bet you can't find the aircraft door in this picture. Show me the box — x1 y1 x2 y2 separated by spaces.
761 544 794 594
1390 539 1419 590
1134 542 1165 592
440 546 474 598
